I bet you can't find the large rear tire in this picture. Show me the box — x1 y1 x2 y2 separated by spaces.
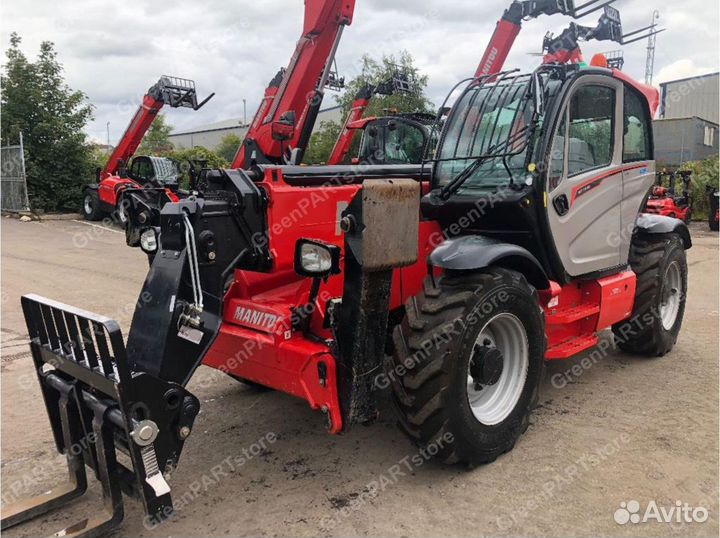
388 268 545 466
82 189 104 221
612 234 687 356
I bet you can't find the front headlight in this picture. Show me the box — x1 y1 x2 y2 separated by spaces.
294 239 341 278
140 228 158 253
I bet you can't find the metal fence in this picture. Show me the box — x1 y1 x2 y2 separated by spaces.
1 133 30 212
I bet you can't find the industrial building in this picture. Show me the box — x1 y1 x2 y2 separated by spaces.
654 72 719 167
169 105 344 150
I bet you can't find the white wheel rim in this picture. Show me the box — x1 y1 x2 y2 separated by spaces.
660 261 682 330
117 205 127 224
466 313 529 425
84 195 92 215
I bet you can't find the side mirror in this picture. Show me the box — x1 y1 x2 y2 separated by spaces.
272 110 296 142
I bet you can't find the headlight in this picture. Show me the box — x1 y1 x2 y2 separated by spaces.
140 228 158 253
294 239 341 278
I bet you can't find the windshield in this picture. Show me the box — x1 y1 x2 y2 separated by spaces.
150 157 180 184
434 76 535 191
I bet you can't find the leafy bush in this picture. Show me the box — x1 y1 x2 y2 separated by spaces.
683 157 719 219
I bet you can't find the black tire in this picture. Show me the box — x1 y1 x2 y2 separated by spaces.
612 234 687 356
388 268 545 466
82 189 104 221
710 218 719 232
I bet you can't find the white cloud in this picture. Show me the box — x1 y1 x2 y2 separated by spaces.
3 0 718 143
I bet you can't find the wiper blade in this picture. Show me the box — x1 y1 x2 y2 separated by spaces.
438 124 531 200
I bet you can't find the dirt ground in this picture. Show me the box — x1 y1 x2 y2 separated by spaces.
1 217 718 538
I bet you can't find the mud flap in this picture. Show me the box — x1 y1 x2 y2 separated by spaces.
334 178 420 429
2 295 199 537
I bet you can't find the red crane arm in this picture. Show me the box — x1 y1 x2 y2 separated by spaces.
327 85 374 165
102 76 213 179
102 95 164 178
475 0 617 78
232 0 356 169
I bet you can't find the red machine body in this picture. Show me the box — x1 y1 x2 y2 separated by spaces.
644 171 692 222
232 0 356 169
202 156 643 432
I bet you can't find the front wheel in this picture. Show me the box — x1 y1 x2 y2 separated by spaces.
612 234 687 356
388 268 545 466
82 189 104 221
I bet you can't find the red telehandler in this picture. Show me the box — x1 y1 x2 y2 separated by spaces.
645 170 693 223
330 0 622 167
82 76 214 222
4 4 688 538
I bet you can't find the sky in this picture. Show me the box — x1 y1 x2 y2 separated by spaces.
2 0 719 144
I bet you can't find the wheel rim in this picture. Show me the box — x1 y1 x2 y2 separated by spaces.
83 195 93 215
466 313 529 425
117 205 127 224
660 261 682 330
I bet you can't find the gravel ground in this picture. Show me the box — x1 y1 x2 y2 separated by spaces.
1 217 717 538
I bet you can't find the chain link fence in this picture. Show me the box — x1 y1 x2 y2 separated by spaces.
1 133 30 212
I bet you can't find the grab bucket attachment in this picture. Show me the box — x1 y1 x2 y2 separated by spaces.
2 294 200 537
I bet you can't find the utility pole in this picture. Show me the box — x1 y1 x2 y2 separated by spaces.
645 10 660 85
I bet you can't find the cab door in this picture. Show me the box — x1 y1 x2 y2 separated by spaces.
545 75 625 277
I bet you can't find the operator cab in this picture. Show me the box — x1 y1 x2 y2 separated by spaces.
357 113 436 165
423 65 657 284
127 156 180 189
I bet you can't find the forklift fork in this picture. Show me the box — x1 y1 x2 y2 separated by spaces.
2 294 200 537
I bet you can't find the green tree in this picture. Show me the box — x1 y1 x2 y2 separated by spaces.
305 51 434 164
303 121 342 165
215 133 243 163
337 51 434 118
137 113 173 154
1 33 95 211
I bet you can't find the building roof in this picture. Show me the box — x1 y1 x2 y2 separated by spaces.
172 118 249 135
654 116 719 127
171 105 344 136
659 72 719 88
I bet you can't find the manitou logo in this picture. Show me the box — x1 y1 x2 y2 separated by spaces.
233 306 279 331
614 500 709 525
480 48 499 76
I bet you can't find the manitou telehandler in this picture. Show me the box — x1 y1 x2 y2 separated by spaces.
4 5 689 538
82 76 213 222
644 170 693 223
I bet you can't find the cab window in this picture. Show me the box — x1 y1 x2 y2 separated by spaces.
131 158 154 182
566 85 615 176
623 87 651 162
